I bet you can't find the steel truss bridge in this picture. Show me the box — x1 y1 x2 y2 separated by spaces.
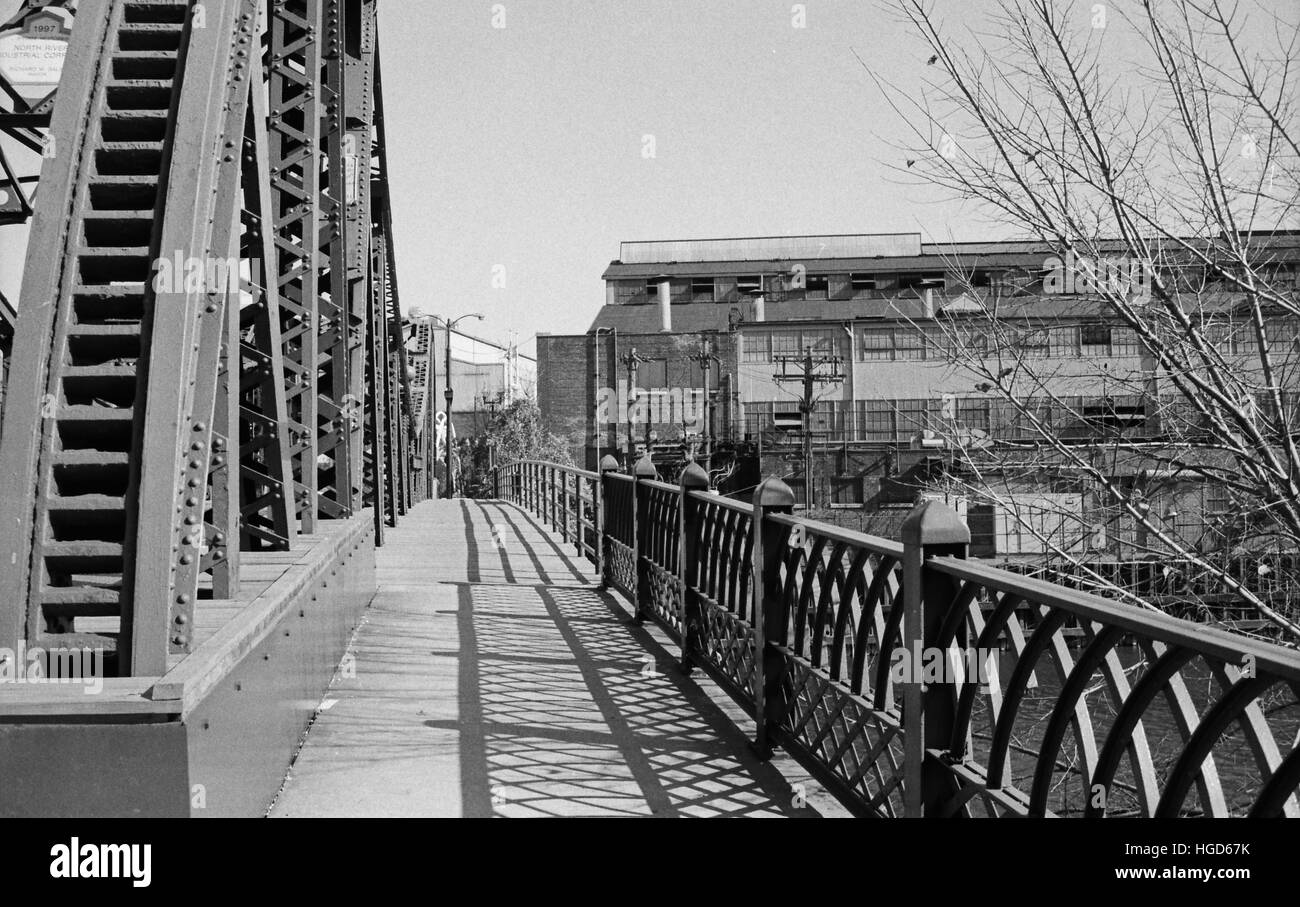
0 0 1295 819
0 0 438 815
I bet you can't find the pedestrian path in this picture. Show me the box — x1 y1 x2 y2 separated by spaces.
269 499 840 817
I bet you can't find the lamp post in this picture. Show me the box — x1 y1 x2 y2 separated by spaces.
430 312 484 498
593 326 615 469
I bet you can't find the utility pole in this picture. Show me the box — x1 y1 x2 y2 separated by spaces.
774 347 843 509
687 337 720 474
621 348 646 463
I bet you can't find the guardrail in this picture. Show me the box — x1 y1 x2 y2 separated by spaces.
492 456 1300 818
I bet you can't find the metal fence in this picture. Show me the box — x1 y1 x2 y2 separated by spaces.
492 456 1300 818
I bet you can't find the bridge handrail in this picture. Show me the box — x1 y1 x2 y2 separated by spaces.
929 555 1300 680
491 455 1300 819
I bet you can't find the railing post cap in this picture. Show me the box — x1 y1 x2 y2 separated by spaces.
753 475 795 508
633 453 658 478
599 454 621 473
679 461 709 489
901 498 971 547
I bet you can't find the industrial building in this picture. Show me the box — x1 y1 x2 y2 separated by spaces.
537 232 1300 560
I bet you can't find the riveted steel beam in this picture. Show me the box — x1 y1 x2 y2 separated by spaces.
0 0 180 673
131 0 261 672
235 47 296 556
268 0 324 533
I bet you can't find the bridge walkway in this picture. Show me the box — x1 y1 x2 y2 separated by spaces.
269 499 843 818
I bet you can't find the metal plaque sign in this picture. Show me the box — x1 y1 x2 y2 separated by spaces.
0 2 77 108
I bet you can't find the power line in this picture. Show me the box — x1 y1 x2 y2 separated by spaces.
773 349 845 508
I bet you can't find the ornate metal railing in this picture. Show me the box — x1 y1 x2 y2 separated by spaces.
493 456 1300 818
495 460 601 568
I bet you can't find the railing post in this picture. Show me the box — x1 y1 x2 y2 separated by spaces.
557 468 565 540
567 471 575 548
555 467 562 532
562 470 569 541
901 499 971 818
549 466 557 529
572 472 583 557
597 455 619 588
632 453 658 624
752 476 795 759
677 462 710 673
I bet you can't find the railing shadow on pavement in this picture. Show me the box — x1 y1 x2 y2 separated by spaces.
490 456 1300 818
418 493 831 817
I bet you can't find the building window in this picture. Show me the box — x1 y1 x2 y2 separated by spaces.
771 332 799 359
850 273 877 291
1050 325 1079 357
691 277 715 302
1081 324 1112 355
1110 326 1140 357
1017 328 1050 358
772 400 800 432
896 400 930 438
894 328 926 360
1082 395 1147 431
1265 318 1300 352
860 400 894 441
958 398 991 433
805 274 829 299
1205 482 1231 518
899 271 946 291
743 333 770 362
952 325 990 357
1232 322 1258 354
924 326 950 360
860 327 894 360
1011 397 1056 438
736 275 763 295
800 327 839 356
645 278 663 297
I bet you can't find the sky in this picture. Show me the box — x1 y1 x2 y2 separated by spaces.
2 0 1294 355
375 0 976 354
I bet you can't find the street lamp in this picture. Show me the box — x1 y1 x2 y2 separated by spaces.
593 326 615 469
429 312 484 498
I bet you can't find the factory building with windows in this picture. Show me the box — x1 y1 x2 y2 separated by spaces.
537 232 1299 559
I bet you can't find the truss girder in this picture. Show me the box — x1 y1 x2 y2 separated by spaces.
0 0 413 676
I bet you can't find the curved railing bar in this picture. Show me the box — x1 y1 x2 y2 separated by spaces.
1155 673 1274 816
1085 644 1196 816
986 608 1071 788
1028 624 1125 815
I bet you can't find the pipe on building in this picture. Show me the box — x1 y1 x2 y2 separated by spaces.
658 277 672 332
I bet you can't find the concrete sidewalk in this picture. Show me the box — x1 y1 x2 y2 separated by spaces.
269 498 844 818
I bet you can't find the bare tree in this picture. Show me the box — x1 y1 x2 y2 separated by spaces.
868 0 1300 641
